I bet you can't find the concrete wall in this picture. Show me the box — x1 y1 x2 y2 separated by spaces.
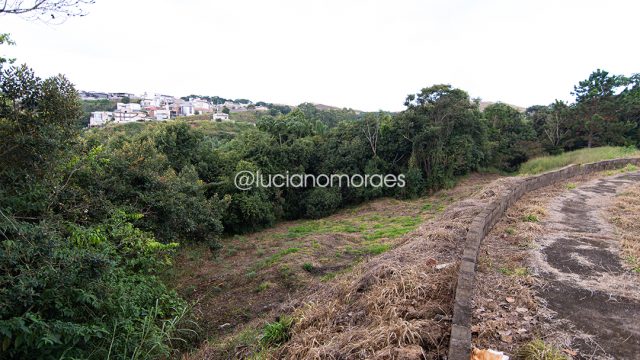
448 158 640 360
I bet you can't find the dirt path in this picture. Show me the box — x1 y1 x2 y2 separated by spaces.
532 171 640 359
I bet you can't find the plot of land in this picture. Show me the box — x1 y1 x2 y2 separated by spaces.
170 174 499 358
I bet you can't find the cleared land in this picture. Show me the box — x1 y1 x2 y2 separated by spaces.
171 174 500 358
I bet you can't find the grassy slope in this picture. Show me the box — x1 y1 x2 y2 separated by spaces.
172 174 500 359
518 146 640 175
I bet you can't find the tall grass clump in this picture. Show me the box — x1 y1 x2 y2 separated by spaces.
518 146 640 175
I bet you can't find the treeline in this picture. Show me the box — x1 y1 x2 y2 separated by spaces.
527 69 640 153
1 64 639 358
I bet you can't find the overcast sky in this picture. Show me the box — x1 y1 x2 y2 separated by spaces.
2 0 639 111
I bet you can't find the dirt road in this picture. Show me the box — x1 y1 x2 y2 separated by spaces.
533 172 640 359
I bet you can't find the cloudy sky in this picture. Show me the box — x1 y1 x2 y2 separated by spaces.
2 0 639 111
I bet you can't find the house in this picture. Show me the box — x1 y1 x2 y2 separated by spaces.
152 109 171 120
212 111 230 121
110 92 135 100
179 102 195 116
89 111 113 127
190 97 213 114
112 110 146 123
116 103 142 111
80 91 110 100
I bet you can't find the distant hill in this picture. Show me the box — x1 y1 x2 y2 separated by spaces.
309 102 363 114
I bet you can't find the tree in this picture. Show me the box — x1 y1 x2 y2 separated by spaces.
484 103 538 171
541 101 569 153
571 69 627 148
361 112 386 157
0 33 15 67
0 0 94 22
398 84 488 189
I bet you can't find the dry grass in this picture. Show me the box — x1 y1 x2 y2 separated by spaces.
272 178 523 359
608 184 640 272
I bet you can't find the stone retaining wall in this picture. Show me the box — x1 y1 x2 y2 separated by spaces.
447 158 640 360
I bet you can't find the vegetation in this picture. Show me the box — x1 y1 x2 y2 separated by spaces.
609 184 640 272
516 339 568 360
2 23 640 356
519 146 640 175
259 316 293 348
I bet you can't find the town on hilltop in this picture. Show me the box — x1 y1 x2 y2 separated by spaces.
82 91 270 127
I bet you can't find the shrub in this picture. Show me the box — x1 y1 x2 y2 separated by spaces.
0 212 188 359
303 187 342 219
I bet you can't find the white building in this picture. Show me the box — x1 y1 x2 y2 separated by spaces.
116 102 142 111
179 102 194 116
112 110 146 123
153 109 171 120
212 111 230 121
89 111 113 127
190 98 212 114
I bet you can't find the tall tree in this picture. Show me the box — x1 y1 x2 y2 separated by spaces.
571 69 627 148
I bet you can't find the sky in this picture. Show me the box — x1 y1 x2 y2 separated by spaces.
1 0 639 112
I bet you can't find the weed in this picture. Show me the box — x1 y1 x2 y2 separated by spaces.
516 339 568 360
260 315 293 347
499 266 529 276
505 227 516 235
245 270 257 280
366 243 391 255
566 183 576 190
523 214 539 223
256 281 272 293
279 265 293 278
302 262 314 272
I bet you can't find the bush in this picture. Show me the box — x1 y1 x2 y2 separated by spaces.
303 187 342 219
0 211 188 359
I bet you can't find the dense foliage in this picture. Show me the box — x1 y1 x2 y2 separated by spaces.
0 65 191 359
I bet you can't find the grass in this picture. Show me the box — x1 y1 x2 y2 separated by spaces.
253 247 300 270
301 263 314 272
523 214 539 223
499 266 529 276
256 281 273 292
282 215 422 243
260 316 293 347
519 146 640 175
605 163 639 176
516 339 568 360
608 184 640 271
566 182 576 190
344 243 392 256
